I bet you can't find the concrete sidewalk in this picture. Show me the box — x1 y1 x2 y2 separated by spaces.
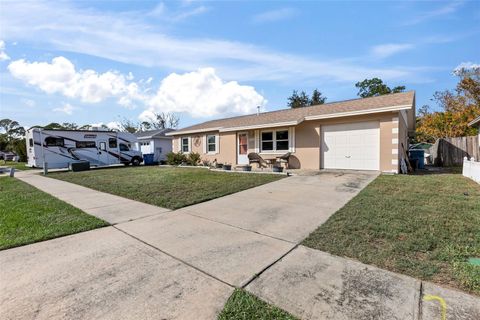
15 171 170 224
0 227 232 319
247 246 480 320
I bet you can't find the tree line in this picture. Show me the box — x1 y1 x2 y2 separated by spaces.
287 78 406 108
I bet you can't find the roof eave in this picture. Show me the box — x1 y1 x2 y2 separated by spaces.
468 116 480 127
166 127 223 136
219 120 303 132
304 104 413 121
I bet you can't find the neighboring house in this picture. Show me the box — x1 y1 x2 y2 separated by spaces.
468 116 480 148
167 91 416 173
134 129 175 163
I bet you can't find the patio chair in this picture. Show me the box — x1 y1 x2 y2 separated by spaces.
276 152 291 169
248 152 268 169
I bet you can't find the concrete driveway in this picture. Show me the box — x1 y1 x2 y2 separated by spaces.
1 170 378 319
176 171 377 242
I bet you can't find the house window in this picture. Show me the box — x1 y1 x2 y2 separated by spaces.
45 137 64 147
109 138 117 148
261 129 289 152
276 130 289 150
76 141 96 148
120 143 130 151
261 132 273 151
207 135 216 153
181 137 190 153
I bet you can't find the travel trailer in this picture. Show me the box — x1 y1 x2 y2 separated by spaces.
26 128 143 169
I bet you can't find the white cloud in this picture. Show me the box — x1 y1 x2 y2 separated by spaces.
173 6 208 20
148 1 208 21
21 98 35 107
371 43 414 59
454 62 480 72
0 1 414 83
8 55 267 119
106 121 122 130
90 121 122 130
140 68 266 119
405 1 463 26
53 103 75 115
252 8 298 23
0 40 10 61
8 56 144 107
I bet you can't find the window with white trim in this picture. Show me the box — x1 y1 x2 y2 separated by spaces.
275 130 289 150
261 129 289 152
181 137 190 153
206 134 216 153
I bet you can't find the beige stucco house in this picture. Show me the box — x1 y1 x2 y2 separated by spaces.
167 91 416 173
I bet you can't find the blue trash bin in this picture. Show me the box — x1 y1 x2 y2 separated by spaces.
409 149 425 169
143 154 154 165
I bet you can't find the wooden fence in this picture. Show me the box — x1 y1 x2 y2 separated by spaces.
429 136 479 166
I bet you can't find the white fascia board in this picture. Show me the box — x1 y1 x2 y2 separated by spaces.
219 120 303 132
468 116 480 127
166 127 222 136
304 104 413 121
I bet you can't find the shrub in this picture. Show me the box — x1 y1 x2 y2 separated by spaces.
165 152 186 165
12 139 27 162
187 152 201 166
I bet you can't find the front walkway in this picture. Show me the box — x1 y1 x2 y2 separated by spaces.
2 170 479 319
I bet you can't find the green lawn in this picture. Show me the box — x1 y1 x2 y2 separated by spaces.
1 161 32 170
302 173 480 295
48 167 284 210
0 178 108 250
219 289 298 320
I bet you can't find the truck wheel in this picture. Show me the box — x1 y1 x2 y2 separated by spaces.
131 157 141 166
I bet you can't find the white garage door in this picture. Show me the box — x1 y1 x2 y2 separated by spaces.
321 121 380 170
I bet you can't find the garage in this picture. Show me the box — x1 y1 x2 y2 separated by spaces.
321 121 380 170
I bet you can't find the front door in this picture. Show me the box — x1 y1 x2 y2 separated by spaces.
97 140 112 166
237 132 249 164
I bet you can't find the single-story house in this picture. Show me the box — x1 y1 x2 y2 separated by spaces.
166 91 416 173
134 129 175 163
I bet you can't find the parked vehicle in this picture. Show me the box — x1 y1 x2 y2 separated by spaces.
0 151 17 161
25 128 143 169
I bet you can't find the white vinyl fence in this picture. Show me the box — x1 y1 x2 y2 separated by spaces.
463 157 480 184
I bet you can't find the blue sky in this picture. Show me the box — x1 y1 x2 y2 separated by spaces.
0 0 479 129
